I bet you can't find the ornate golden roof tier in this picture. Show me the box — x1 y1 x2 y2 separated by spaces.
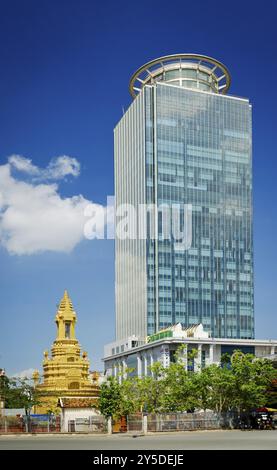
34 290 99 414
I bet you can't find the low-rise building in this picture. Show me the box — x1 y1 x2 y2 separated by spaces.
57 397 102 432
103 323 277 379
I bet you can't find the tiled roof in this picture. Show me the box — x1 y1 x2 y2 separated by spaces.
58 397 98 408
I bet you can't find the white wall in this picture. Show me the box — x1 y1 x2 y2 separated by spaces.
61 407 100 432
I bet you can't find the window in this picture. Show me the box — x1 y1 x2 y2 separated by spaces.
198 71 209 81
198 82 210 91
68 381 79 390
165 70 180 80
65 322 71 339
181 69 197 79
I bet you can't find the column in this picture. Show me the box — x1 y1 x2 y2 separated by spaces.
122 359 127 379
144 355 148 376
182 345 188 371
118 362 123 384
143 414 148 434
107 416 112 435
150 352 154 376
209 344 214 365
161 345 170 368
137 355 142 378
196 344 202 371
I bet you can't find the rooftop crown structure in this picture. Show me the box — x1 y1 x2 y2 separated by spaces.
129 53 231 97
33 290 99 413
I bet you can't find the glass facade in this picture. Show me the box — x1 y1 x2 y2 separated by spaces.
115 80 254 341
114 91 147 341
144 66 218 93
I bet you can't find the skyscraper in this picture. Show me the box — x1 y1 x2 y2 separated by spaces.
114 54 254 341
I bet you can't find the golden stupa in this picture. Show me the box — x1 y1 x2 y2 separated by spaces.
33 290 99 413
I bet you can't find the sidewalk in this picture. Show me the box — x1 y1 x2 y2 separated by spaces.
0 428 228 438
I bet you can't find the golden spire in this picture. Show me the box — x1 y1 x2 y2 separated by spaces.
57 290 76 319
55 290 77 340
34 290 99 414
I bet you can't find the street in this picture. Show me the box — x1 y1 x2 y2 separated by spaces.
0 430 277 450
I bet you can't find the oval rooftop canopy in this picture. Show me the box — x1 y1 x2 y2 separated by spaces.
129 53 231 98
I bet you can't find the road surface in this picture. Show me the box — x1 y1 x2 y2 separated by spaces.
0 430 277 450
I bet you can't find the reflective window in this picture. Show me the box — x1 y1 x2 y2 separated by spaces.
165 70 180 80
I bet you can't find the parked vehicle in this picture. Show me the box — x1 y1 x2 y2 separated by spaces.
233 413 252 430
252 408 275 429
234 408 276 430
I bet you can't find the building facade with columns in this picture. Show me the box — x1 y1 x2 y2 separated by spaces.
103 324 277 379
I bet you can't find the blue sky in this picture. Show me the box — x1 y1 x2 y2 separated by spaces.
0 0 276 374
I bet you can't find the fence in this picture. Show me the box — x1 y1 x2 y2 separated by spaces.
0 411 237 434
0 414 108 434
127 413 144 433
0 415 61 433
127 412 225 433
67 416 107 433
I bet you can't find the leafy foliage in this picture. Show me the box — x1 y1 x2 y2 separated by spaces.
0 376 42 431
99 376 122 418
1 376 40 413
230 351 276 412
99 349 277 417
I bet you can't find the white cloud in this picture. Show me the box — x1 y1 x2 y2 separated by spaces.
8 155 40 175
12 368 36 379
0 156 106 255
8 154 80 180
45 155 80 179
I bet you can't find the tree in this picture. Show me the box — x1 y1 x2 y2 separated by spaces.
99 376 122 419
220 352 231 368
0 374 12 407
194 352 277 415
192 368 215 412
99 352 277 420
120 374 142 416
266 378 277 408
161 348 197 412
0 376 41 432
230 350 277 413
99 363 168 417
195 364 236 413
136 362 166 413
187 348 199 372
